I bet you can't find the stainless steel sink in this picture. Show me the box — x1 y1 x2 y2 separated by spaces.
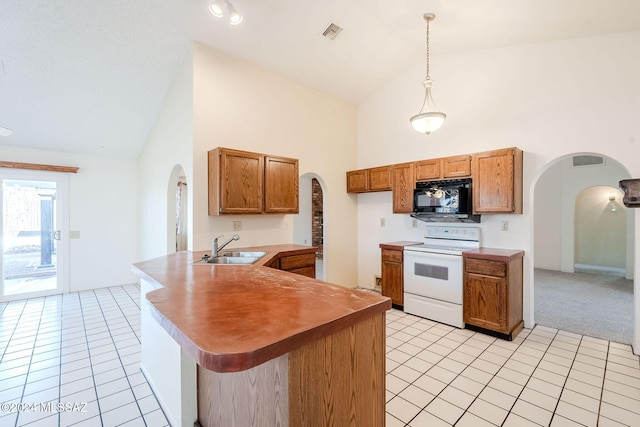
206 256 260 265
221 251 267 258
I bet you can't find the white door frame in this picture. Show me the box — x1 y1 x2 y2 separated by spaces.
0 168 70 302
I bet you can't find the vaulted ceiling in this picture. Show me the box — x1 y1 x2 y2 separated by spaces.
2 0 640 158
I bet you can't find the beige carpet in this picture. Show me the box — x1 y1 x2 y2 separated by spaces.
534 268 633 344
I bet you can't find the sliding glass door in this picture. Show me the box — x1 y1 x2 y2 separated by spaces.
0 169 69 301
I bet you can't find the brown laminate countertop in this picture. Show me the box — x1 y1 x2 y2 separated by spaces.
462 247 525 261
132 244 390 373
379 241 423 250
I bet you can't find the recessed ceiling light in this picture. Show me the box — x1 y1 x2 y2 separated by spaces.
0 126 13 137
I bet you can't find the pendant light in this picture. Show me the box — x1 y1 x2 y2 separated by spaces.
410 13 446 135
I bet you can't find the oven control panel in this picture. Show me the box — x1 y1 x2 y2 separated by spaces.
424 226 480 242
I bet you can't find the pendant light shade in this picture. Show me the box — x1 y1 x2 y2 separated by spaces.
410 80 446 134
410 13 446 135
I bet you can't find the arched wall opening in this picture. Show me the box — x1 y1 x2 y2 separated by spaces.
532 152 635 344
167 164 188 255
295 173 327 281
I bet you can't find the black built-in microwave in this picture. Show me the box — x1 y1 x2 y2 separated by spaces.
412 178 480 222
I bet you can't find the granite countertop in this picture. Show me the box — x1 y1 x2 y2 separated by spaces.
132 245 390 373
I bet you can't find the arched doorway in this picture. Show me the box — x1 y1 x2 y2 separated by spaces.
167 165 188 254
295 173 326 280
533 153 634 343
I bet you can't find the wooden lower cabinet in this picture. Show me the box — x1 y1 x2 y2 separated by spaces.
379 242 421 308
268 251 316 278
197 312 386 427
279 253 316 278
381 249 403 307
463 249 524 340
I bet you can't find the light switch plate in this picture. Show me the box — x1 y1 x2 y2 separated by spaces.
232 221 242 231
70 230 81 239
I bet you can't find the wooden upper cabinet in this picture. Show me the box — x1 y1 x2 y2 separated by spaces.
265 156 299 213
346 169 369 193
346 166 391 193
442 155 472 178
392 162 415 213
209 148 299 215
210 148 264 215
369 166 392 191
415 155 471 182
415 159 441 181
472 148 523 214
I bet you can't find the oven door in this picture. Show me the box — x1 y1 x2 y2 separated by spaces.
403 250 463 304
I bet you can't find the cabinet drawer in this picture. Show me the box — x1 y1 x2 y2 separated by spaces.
381 249 402 263
465 258 506 277
288 266 316 278
280 253 316 271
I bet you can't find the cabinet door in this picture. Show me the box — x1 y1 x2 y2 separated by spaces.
265 156 299 213
218 148 264 214
415 159 442 181
442 155 471 178
472 148 522 214
381 259 403 306
463 273 507 332
347 169 368 193
392 163 414 213
369 166 392 191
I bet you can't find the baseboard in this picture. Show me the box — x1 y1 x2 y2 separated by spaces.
574 263 625 276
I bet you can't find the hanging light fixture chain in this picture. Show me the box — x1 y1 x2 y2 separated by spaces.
425 14 431 80
410 12 446 135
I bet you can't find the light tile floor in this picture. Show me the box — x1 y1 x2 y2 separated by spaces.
1 285 640 426
385 308 640 427
0 284 168 427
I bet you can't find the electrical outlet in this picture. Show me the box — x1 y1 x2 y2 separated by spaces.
232 221 242 231
411 218 418 228
374 275 382 291
380 217 386 227
70 230 80 239
500 221 509 231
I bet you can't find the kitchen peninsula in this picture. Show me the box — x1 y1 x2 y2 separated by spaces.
132 245 389 427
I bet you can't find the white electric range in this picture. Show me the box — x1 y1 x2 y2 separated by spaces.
403 226 480 328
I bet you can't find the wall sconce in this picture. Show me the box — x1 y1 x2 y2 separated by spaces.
606 193 619 213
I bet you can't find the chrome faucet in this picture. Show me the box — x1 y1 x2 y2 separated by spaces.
212 234 240 257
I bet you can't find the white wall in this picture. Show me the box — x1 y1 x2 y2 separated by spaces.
0 145 138 290
138 49 194 261
357 32 640 341
575 185 627 269
191 43 358 286
294 174 313 246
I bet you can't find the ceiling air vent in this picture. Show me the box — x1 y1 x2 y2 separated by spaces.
322 23 343 40
572 155 605 168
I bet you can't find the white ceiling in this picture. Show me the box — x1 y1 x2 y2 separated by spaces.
2 0 640 159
